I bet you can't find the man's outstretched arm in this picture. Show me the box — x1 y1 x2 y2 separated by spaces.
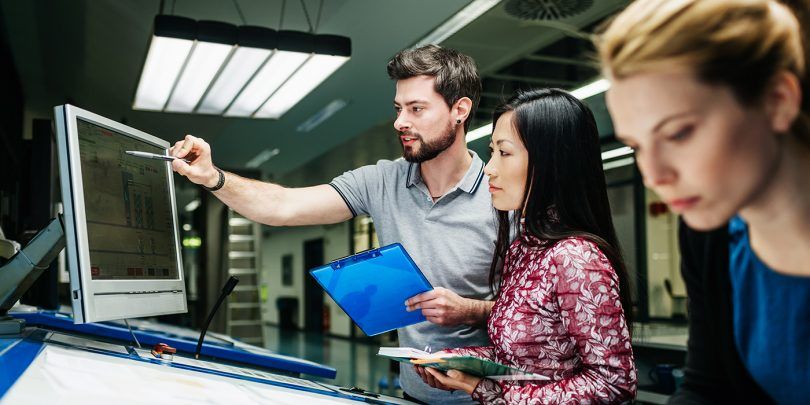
170 135 353 227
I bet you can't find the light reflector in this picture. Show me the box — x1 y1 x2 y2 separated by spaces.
133 36 194 111
225 50 310 117
132 16 351 119
196 47 272 114
255 54 348 119
165 41 233 112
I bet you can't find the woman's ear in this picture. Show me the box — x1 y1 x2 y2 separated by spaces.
766 71 802 133
453 97 473 127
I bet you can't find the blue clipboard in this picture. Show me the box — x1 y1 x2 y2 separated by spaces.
309 243 433 336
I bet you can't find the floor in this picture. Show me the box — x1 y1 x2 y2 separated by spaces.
260 322 690 400
262 325 401 397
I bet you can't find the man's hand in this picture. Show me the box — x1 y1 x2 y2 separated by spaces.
424 368 482 395
169 134 220 188
405 287 490 326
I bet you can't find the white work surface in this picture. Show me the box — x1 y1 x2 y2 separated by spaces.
2 343 395 404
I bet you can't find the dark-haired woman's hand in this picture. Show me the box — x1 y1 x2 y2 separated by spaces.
414 365 454 391
424 367 482 395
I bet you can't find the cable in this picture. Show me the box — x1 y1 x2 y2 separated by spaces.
124 319 142 349
315 0 324 32
231 0 247 25
171 0 176 14
279 0 286 30
299 0 314 33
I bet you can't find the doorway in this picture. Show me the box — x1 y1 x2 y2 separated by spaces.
303 238 325 333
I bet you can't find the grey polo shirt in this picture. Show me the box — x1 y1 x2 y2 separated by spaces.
330 151 496 404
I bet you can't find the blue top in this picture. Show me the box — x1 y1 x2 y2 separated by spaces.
729 216 810 404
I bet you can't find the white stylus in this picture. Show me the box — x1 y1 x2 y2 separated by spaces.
125 150 190 163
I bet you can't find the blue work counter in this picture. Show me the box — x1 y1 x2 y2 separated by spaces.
0 325 411 404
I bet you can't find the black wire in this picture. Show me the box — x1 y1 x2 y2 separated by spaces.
158 0 165 15
171 0 176 14
299 0 314 33
279 0 286 30
232 0 247 24
315 0 323 32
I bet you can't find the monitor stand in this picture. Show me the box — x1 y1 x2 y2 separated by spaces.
0 217 64 335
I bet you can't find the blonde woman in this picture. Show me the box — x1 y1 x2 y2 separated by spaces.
598 0 809 403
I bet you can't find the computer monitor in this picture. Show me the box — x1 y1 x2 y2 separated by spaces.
55 104 187 323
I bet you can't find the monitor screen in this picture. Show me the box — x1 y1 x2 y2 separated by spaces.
56 104 187 323
76 119 179 281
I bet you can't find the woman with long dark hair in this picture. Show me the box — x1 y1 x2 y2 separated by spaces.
416 88 637 403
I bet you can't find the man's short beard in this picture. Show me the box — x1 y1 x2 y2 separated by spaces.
402 121 456 163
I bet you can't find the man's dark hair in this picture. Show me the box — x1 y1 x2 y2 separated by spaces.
387 45 481 132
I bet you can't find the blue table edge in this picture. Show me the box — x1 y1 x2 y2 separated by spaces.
10 310 336 379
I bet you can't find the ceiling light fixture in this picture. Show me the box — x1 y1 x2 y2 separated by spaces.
297 99 349 132
465 78 612 144
246 148 281 168
602 156 635 170
569 78 610 100
464 123 494 143
198 26 277 115
165 21 237 113
601 146 633 161
255 35 350 119
184 198 201 212
414 0 502 47
133 15 351 119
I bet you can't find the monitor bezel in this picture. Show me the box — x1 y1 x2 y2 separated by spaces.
55 104 187 323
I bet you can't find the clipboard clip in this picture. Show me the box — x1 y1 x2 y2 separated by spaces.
330 247 381 270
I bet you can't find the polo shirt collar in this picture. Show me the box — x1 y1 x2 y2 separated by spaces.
405 151 486 194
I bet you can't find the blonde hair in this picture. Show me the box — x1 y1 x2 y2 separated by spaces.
597 0 809 140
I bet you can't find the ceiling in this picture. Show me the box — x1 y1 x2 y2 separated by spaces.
442 0 626 129
1 0 629 183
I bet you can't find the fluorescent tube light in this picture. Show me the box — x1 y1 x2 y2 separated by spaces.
297 99 349 132
246 148 280 168
603 156 635 171
465 78 613 144
255 54 349 119
196 47 272 114
570 78 611 100
225 50 309 117
165 41 233 112
601 146 633 161
133 36 194 110
465 123 493 143
415 0 501 47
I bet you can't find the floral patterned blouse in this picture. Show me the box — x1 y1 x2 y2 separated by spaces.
445 233 637 404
